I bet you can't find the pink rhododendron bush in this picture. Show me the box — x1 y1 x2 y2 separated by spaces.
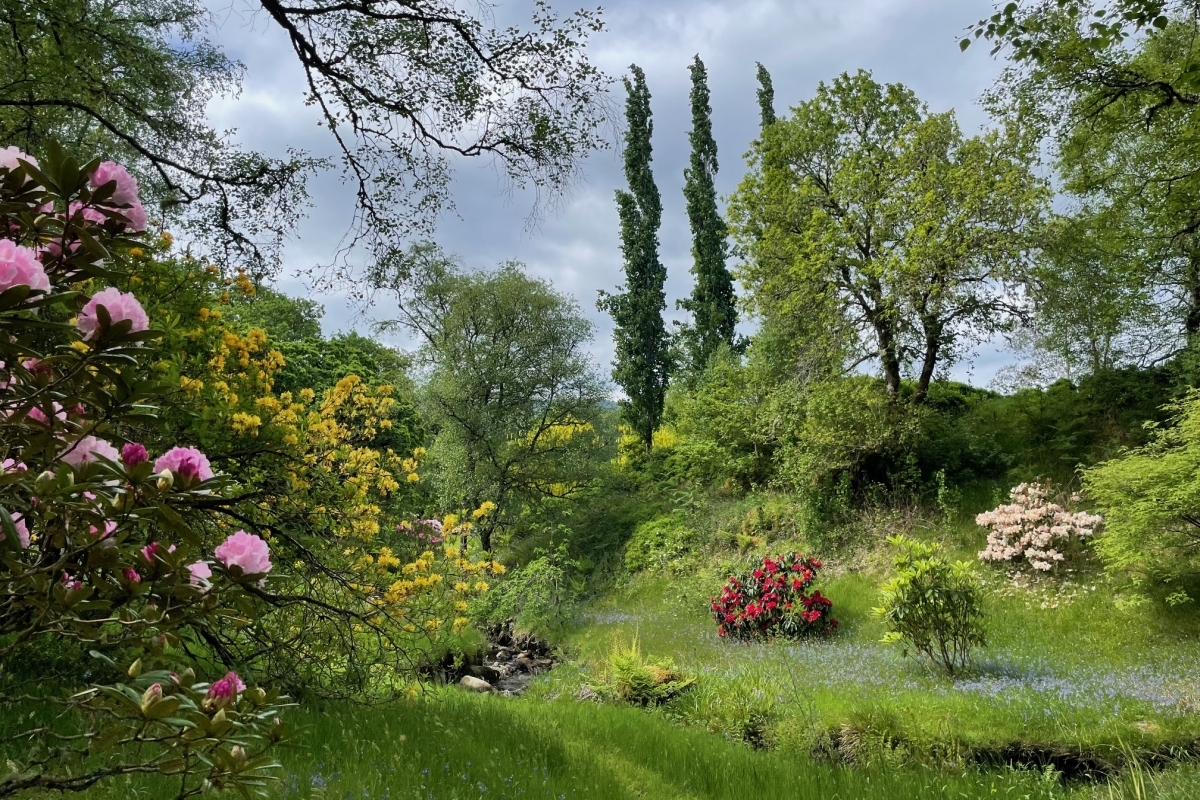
0 146 287 795
976 482 1103 571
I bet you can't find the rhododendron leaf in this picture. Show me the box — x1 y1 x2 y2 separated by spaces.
143 697 183 720
90 725 126 754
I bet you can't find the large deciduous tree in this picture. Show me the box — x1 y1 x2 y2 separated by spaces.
383 244 609 552
983 12 1200 364
599 65 671 450
729 70 1047 404
0 0 612 279
678 55 737 372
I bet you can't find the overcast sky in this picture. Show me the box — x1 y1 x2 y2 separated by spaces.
205 0 1015 387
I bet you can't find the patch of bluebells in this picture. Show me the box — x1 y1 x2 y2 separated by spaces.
711 553 837 640
720 636 1198 719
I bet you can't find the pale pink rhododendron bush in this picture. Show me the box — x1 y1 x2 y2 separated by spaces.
976 482 1103 571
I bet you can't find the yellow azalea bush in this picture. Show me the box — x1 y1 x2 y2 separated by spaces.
114 246 481 696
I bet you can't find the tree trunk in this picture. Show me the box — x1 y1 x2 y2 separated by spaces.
1187 249 1200 338
911 317 943 406
873 318 902 401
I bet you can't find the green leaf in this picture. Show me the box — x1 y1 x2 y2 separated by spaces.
0 507 22 552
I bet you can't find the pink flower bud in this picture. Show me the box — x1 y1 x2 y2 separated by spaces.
124 567 141 583
140 683 162 711
202 671 244 712
121 442 149 468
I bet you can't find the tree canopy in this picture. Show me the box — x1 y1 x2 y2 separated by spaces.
0 0 613 280
382 244 609 552
678 55 737 373
730 70 1048 404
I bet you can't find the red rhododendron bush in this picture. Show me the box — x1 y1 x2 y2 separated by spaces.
710 553 838 640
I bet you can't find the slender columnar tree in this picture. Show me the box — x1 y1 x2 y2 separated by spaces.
599 65 670 452
756 62 776 129
680 55 737 371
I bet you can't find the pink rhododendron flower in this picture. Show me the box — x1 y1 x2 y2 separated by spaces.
67 201 108 227
27 402 65 425
89 162 147 232
90 161 140 207
141 541 161 563
2 459 26 473
76 287 150 341
61 435 120 467
89 520 117 538
153 446 213 484
2 513 30 549
20 358 50 376
124 567 141 583
122 442 149 468
0 147 38 173
187 561 212 585
0 240 50 294
60 573 82 592
120 200 148 232
214 530 272 576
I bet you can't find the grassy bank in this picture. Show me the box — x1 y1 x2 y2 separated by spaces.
61 692 1139 799
525 509 1200 769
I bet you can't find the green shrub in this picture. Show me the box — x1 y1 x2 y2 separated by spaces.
591 635 695 706
624 513 696 572
1085 391 1200 591
872 535 986 676
471 543 582 630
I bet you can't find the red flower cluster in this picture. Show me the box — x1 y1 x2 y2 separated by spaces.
710 553 838 640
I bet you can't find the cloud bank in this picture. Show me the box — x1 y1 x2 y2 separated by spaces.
205 0 1014 385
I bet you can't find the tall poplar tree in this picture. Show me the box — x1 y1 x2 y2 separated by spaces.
680 55 738 371
756 62 776 129
599 65 670 452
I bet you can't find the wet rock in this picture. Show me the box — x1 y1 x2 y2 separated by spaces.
469 664 501 684
459 675 494 693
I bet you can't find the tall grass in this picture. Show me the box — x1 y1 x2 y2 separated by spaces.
88 693 1073 799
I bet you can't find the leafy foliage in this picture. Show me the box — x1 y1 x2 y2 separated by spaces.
0 144 289 797
381 244 610 552
471 544 582 631
0 0 613 278
624 514 696 573
873 536 987 676
678 55 737 373
591 635 695 707
1086 391 1200 588
730 70 1047 404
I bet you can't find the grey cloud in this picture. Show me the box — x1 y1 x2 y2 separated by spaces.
204 0 1012 385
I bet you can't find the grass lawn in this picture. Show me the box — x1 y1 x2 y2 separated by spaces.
528 543 1200 766
67 692 1116 799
